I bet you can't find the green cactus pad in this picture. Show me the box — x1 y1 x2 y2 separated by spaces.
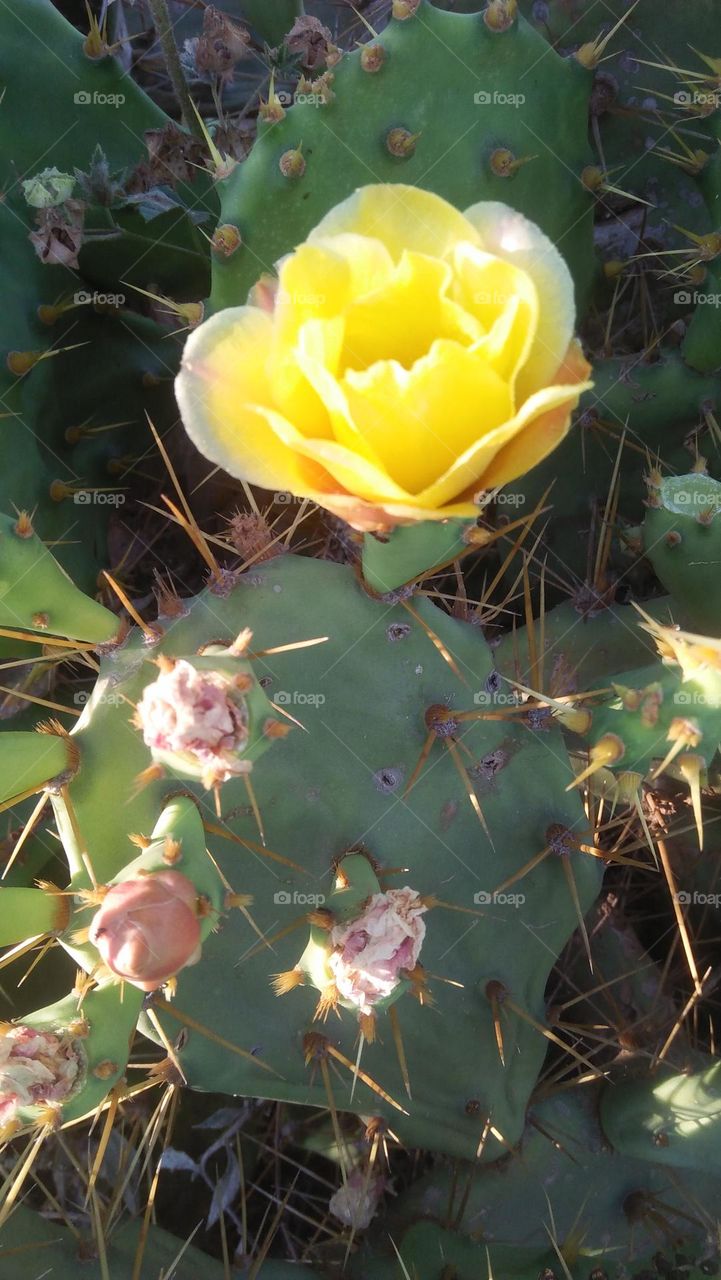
643 473 721 636
210 0 595 310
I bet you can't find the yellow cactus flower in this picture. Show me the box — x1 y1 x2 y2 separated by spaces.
177 184 592 531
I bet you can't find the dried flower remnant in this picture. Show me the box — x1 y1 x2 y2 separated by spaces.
0 1025 83 1131
286 15 341 69
328 887 427 1015
29 200 85 268
329 1168 387 1229
185 6 251 85
135 658 251 785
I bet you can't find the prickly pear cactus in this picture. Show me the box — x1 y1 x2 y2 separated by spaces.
3 0 721 1272
0 513 600 1160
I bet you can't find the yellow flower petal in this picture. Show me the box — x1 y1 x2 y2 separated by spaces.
341 250 480 373
463 200 575 401
303 232 395 298
268 244 350 433
177 306 332 494
274 243 350 345
293 338 387 468
416 350 592 510
309 183 480 263
273 316 345 434
451 243 538 388
480 340 592 490
342 340 514 494
261 404 413 506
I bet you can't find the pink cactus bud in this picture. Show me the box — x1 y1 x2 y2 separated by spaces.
135 659 250 783
0 1024 83 1129
328 887 427 1015
89 871 202 992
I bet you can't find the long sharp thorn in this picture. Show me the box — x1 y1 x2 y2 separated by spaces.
650 735 691 781
161 493 221 581
493 844 551 895
145 1007 188 1084
401 600 468 686
1 792 48 880
678 755 705 849
101 571 160 642
632 790 658 866
657 838 703 994
251 636 329 657
90 1187 111 1280
0 1126 49 1230
202 819 307 874
388 1005 411 1100
244 773 266 846
0 683 81 716
350 1032 365 1104
61 784 99 889
562 856 593 974
153 999 283 1077
131 1125 166 1280
325 1042 409 1115
489 989 505 1066
522 555 538 691
403 731 435 798
86 1086 120 1202
504 996 602 1077
446 738 493 847
319 1055 348 1185
475 1112 493 1160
